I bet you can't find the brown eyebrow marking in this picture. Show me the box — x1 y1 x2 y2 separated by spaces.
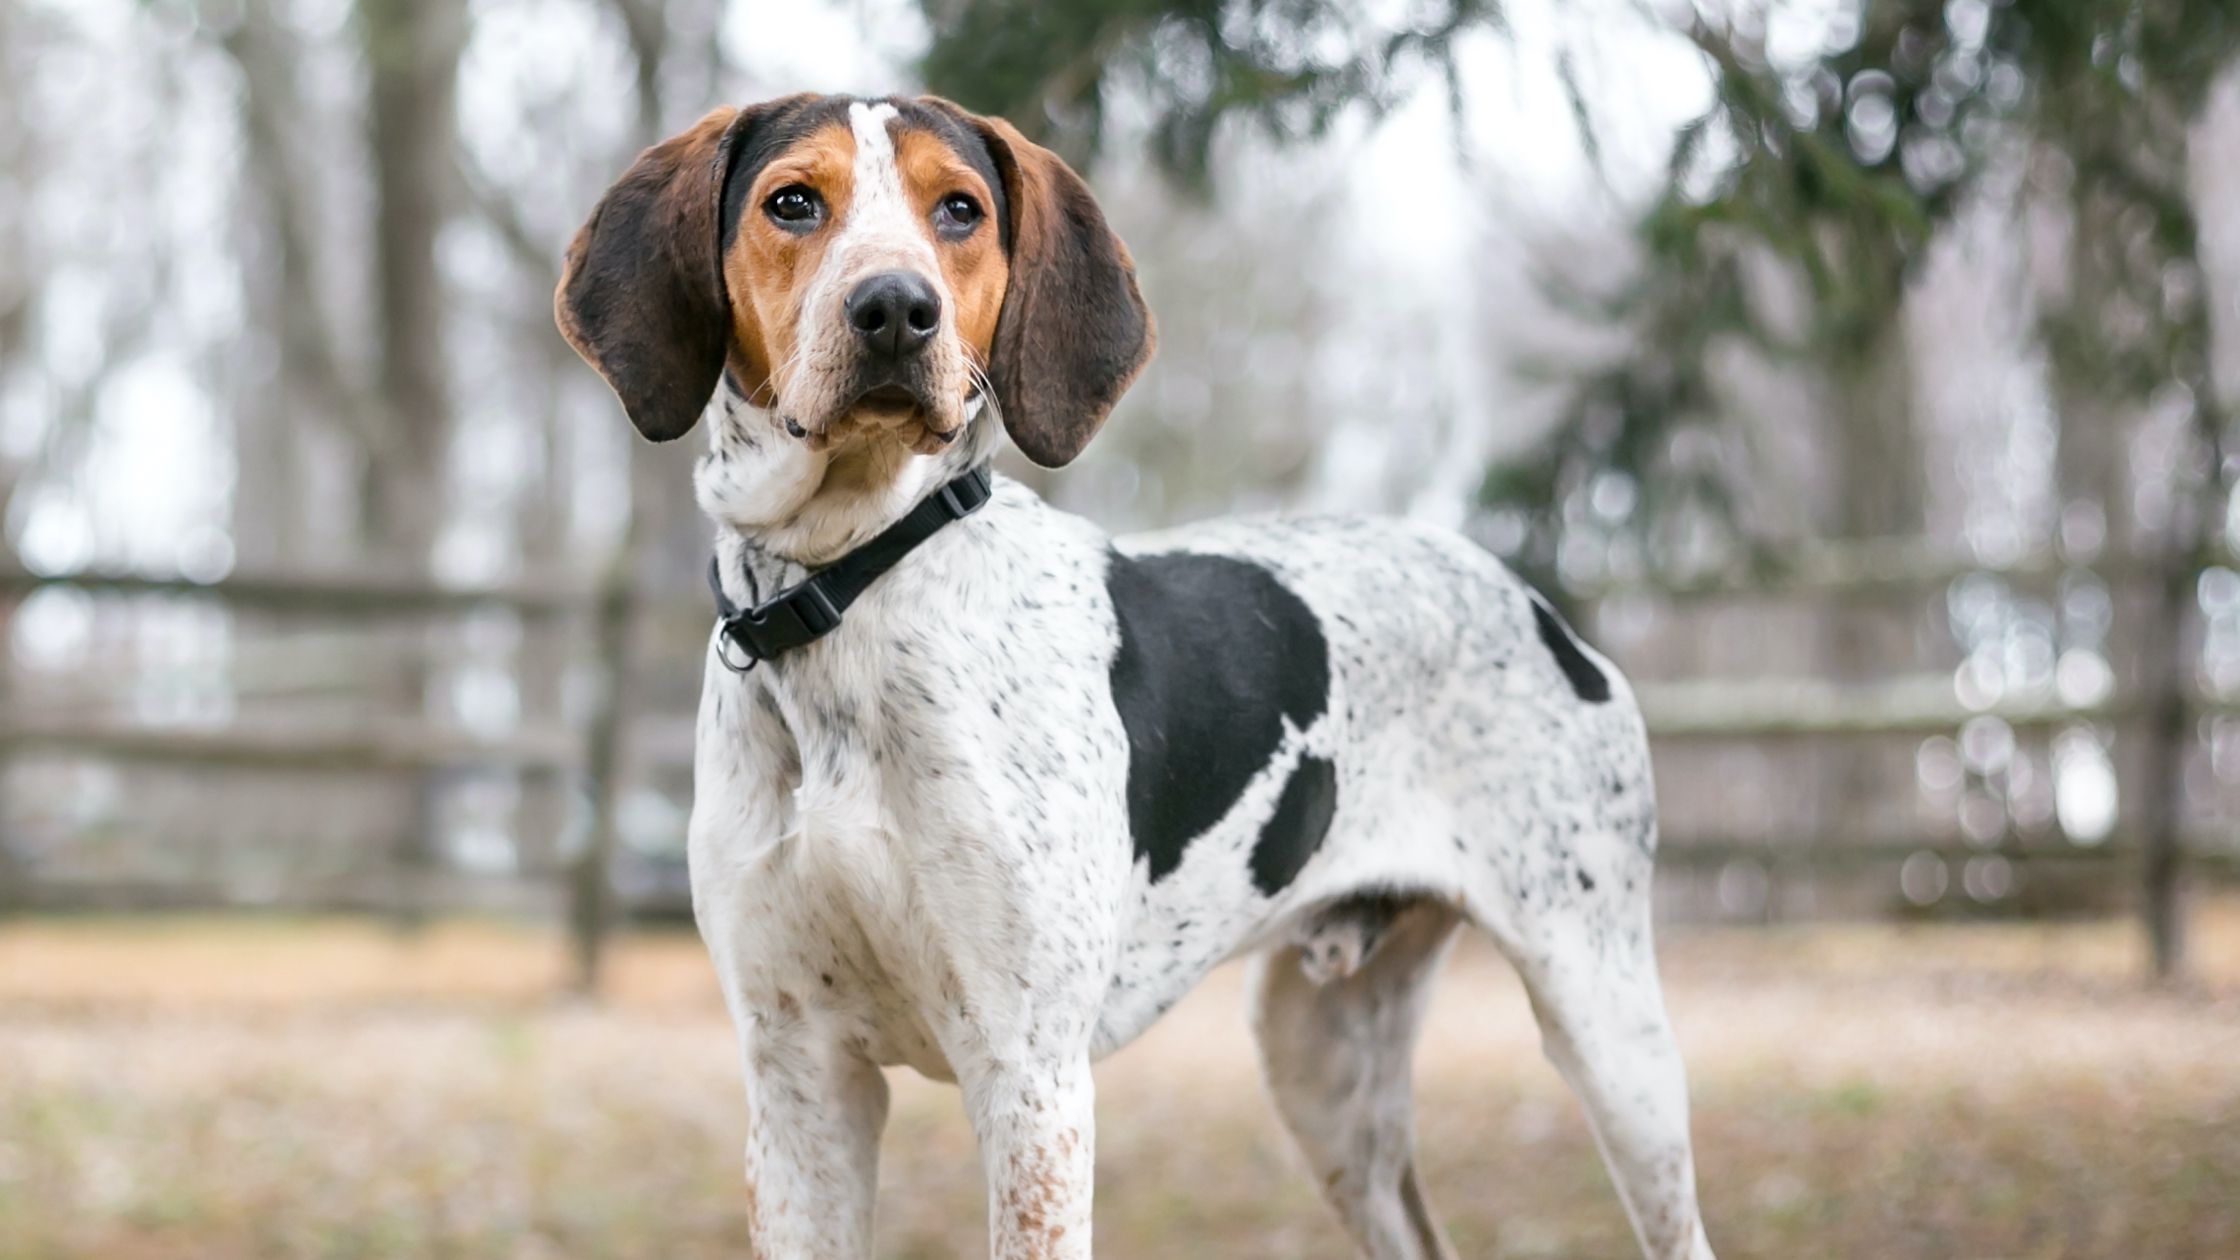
894 127 996 212
720 122 860 405
746 123 859 211
892 126 1007 366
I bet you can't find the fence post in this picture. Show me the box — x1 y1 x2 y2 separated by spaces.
0 592 19 914
0 490 21 914
569 551 638 996
513 597 571 885
2138 551 2195 982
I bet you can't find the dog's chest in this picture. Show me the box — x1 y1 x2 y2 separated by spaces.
701 684 967 1073
695 534 1141 1072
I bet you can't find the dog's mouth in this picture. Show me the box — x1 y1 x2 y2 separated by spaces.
778 376 966 449
852 383 921 414
828 381 964 447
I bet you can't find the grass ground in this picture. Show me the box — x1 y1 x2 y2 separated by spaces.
2 902 2237 1259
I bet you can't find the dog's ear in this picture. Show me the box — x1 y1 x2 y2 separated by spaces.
948 110 1155 468
555 107 753 442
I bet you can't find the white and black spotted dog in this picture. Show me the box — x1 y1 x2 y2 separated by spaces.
556 93 1716 1260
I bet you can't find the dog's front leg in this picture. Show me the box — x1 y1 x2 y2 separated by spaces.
737 1029 889 1260
964 1056 1096 1260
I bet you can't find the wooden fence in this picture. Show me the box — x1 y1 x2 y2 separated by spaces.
1575 535 2234 980
1 536 2231 985
0 562 638 991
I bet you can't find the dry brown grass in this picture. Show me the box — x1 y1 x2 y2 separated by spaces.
2 902 2237 1259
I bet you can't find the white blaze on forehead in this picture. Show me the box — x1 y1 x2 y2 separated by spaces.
848 102 902 202
839 101 936 271
793 101 943 358
846 102 936 264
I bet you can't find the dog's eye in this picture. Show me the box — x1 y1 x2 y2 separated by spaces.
765 186 822 228
934 193 983 237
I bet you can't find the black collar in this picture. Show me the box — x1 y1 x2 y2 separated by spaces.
707 464 993 671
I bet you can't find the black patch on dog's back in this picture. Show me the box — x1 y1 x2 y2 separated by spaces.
1531 598 1610 703
1106 552 1332 888
1252 755 1337 894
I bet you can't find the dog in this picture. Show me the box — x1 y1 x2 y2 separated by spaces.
555 92 1716 1260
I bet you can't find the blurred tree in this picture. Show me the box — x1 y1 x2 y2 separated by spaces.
0 0 24 546
919 0 1505 182
1491 3 1991 578
366 0 468 912
212 0 472 569
222 1 357 569
0 0 20 902
360 0 468 569
1499 0 2235 573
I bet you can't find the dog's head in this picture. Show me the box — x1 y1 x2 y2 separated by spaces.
555 95 1154 468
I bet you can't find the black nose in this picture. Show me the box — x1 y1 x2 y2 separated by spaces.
845 271 941 359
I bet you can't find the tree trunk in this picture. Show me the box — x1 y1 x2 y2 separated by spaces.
0 0 27 910
359 0 462 557
357 0 467 921
571 553 640 994
225 3 337 572
221 2 372 900
0 465 23 911
514 338 575 877
2042 114 2213 979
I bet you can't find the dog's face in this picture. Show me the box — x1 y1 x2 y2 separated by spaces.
555 95 1154 469
721 98 1009 454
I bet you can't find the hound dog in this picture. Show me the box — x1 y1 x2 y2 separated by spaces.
556 93 1716 1260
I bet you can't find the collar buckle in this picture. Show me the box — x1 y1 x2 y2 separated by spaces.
718 581 842 672
936 466 992 519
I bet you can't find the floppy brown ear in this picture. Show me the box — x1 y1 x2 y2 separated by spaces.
968 115 1155 468
554 107 748 442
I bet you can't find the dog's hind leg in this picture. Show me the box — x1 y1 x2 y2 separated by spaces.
1250 898 1463 1260
1476 849 1715 1260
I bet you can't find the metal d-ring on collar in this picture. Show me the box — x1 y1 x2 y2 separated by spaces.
706 464 994 673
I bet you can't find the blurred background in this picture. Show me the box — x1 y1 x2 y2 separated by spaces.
2 0 2238 1256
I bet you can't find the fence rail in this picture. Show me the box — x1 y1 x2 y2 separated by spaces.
1656 835 2238 870
1564 538 2229 601
1637 674 2240 738
0 564 598 615
1 541 2231 985
0 715 581 772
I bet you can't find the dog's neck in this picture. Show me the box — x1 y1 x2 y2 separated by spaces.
695 383 998 599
